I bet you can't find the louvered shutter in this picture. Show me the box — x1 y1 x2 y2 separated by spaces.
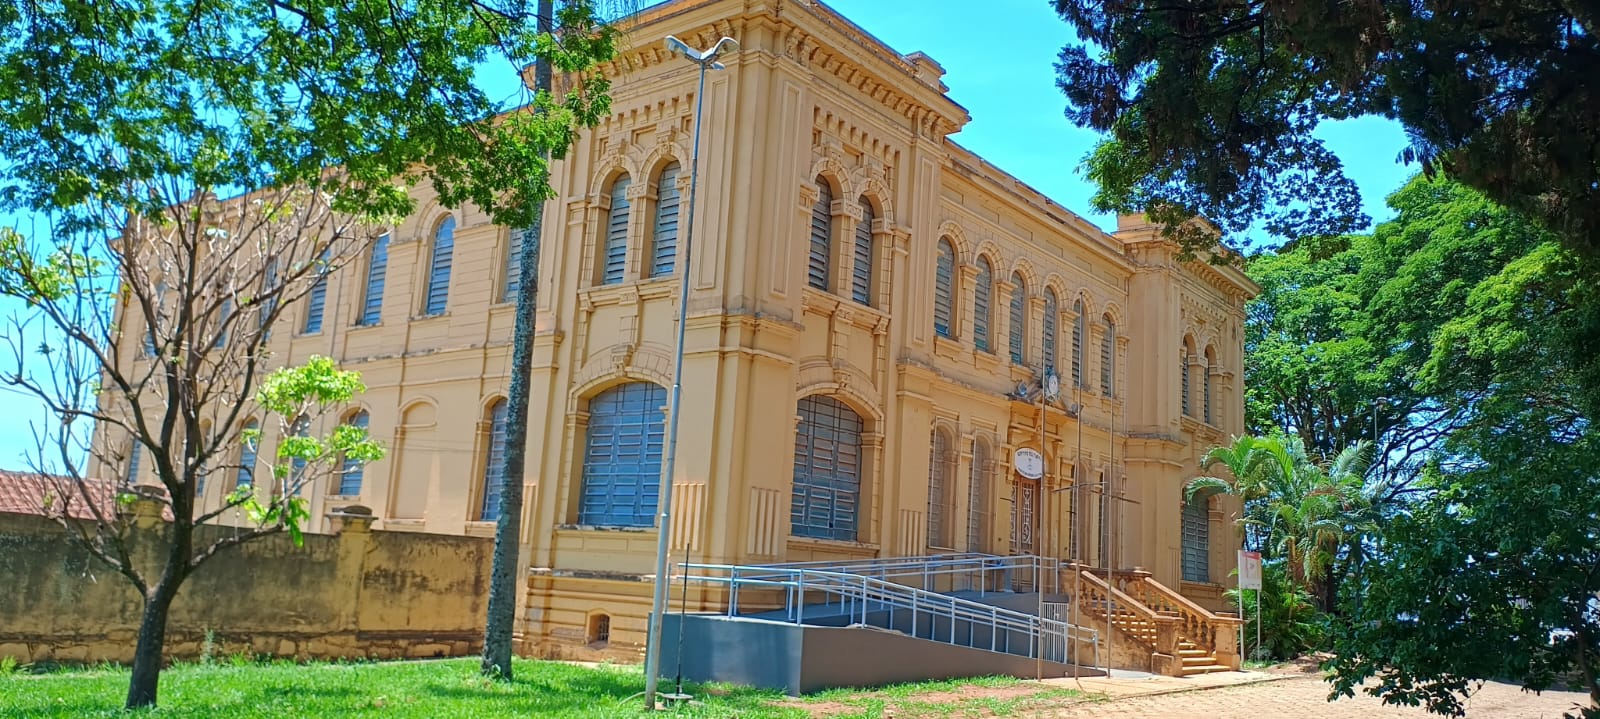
934 239 954 338
973 258 992 351
1042 290 1058 371
807 180 832 291
579 383 666 526
966 440 989 552
125 442 142 484
359 233 388 325
237 421 258 489
792 396 862 541
1009 274 1026 363
302 250 329 334
927 430 950 548
602 176 631 285
424 217 455 315
1181 350 1191 416
1071 300 1084 387
481 400 509 521
1182 496 1210 582
851 199 874 305
650 163 680 277
503 228 524 303
1101 317 1116 396
1204 355 1214 424
339 411 368 496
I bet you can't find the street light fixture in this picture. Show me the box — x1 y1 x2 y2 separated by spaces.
644 33 738 712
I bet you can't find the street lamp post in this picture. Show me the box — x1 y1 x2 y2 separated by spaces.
644 33 738 712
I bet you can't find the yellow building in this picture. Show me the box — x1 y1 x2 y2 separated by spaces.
103 0 1256 666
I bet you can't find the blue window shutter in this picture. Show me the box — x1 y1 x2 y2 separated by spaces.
302 250 329 334
927 430 949 548
973 257 992 352
1101 317 1116 396
808 179 832 291
603 176 631 285
1042 289 1058 372
503 226 531 303
791 395 863 541
579 383 666 526
289 414 310 486
1204 350 1214 424
1009 274 1026 363
966 439 989 552
237 421 258 489
339 411 369 496
1182 348 1191 416
934 238 955 338
214 298 231 349
1182 495 1210 582
650 163 680 278
359 233 389 325
1072 299 1085 387
124 441 142 484
425 217 455 315
851 199 874 305
481 400 509 521
259 265 277 336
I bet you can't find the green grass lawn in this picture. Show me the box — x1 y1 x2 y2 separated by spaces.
0 658 1088 719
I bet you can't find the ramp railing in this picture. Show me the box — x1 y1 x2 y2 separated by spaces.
752 553 1065 596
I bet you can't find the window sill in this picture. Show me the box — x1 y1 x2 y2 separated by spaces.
556 523 654 533
932 336 963 361
786 535 878 554
410 312 451 322
463 520 497 538
350 321 384 331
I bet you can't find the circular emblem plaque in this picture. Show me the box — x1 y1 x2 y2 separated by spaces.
1013 447 1044 479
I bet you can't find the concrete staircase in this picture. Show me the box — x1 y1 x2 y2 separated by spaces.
1072 567 1242 676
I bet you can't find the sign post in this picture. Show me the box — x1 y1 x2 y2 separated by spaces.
1238 550 1262 659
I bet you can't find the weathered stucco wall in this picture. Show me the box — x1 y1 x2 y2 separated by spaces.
0 510 490 664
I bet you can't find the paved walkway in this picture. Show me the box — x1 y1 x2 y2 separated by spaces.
1035 672 1592 718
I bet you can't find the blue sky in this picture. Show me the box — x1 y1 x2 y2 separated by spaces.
0 0 1417 471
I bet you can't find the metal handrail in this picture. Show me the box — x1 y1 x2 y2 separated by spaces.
736 553 1066 596
674 562 1098 665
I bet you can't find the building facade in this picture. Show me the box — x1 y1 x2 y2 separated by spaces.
102 0 1255 659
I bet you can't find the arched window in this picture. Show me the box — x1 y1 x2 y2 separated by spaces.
1042 289 1059 373
580 383 666 526
648 162 681 278
851 198 874 305
288 414 311 482
124 440 142 484
1068 463 1083 561
933 238 955 338
1101 315 1116 397
602 175 631 285
1096 470 1110 568
966 438 990 552
1204 346 1217 424
480 399 509 521
302 249 330 334
424 216 455 315
1182 494 1211 582
1008 274 1026 363
236 420 258 489
792 395 863 541
339 411 369 497
1071 298 1085 387
973 257 993 352
358 233 389 326
807 177 832 291
1181 339 1194 417
927 428 953 548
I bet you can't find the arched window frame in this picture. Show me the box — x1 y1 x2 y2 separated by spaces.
973 256 993 352
966 437 991 552
1181 337 1195 417
423 215 456 316
479 399 509 521
933 238 956 339
1203 346 1217 424
1042 288 1059 374
600 174 632 285
806 176 833 292
357 232 389 326
647 161 682 279
1100 314 1117 397
792 395 864 541
1182 491 1213 582
1008 274 1026 364
850 197 875 306
1071 298 1085 387
578 382 667 527
338 410 370 497
927 426 955 549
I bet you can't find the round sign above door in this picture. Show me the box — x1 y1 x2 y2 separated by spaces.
1013 447 1044 479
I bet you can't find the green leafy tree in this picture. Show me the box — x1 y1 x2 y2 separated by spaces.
1052 0 1600 260
0 0 614 708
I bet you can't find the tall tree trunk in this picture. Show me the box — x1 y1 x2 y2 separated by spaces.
126 577 181 708
481 0 553 680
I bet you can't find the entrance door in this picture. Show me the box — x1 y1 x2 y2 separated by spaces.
1010 477 1039 554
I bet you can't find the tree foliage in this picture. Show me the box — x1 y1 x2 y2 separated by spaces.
0 0 617 709
1052 0 1600 259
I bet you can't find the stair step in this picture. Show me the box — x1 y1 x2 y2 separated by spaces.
1180 664 1231 676
1181 655 1216 666
1177 649 1208 657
